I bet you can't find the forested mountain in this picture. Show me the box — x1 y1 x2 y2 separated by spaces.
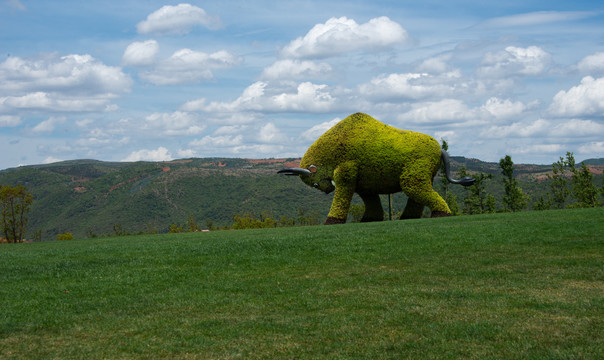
1 156 602 240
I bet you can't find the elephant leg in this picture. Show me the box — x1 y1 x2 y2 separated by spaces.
399 167 451 217
359 193 383 222
325 161 358 225
400 198 424 219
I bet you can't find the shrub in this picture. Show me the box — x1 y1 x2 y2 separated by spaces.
57 232 74 241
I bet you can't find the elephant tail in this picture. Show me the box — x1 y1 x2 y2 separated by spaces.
441 149 475 187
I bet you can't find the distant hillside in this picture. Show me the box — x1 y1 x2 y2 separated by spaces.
0 156 602 240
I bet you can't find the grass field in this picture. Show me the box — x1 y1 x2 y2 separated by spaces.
1 208 603 359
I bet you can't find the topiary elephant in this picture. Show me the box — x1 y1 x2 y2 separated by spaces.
278 113 475 224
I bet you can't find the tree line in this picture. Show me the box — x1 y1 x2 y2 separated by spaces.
439 141 603 216
2 148 603 239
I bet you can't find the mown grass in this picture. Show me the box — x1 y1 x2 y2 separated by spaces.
1 208 603 359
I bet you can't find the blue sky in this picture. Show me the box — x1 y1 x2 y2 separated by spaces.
1 0 603 169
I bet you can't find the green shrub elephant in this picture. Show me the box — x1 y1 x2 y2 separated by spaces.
279 113 475 224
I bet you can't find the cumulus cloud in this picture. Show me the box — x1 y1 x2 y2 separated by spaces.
0 115 21 127
123 147 173 162
577 52 604 74
176 148 196 158
513 144 564 155
477 46 551 78
359 71 463 100
282 16 409 58
481 119 550 138
416 54 453 73
137 3 221 35
270 82 335 112
261 59 332 80
398 99 475 125
549 119 604 137
481 97 527 120
31 116 66 135
185 81 336 113
143 111 206 136
0 54 131 95
122 40 159 66
579 142 604 154
549 76 604 117
0 54 131 112
259 123 285 143
301 117 340 141
214 125 248 135
189 134 243 147
140 49 241 85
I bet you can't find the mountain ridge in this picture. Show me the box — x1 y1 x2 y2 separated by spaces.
0 156 602 240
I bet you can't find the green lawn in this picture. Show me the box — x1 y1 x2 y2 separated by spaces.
1 208 603 359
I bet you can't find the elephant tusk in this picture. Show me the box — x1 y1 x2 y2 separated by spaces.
277 168 312 177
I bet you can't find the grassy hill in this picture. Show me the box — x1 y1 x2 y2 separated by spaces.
1 208 602 359
0 157 602 240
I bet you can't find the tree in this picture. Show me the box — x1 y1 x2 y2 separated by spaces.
169 223 184 233
549 152 600 208
186 214 201 232
57 232 74 241
499 155 528 212
457 167 493 215
570 161 600 208
0 184 34 243
533 195 552 211
548 153 571 209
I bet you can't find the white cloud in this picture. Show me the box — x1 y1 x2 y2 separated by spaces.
189 134 243 147
481 119 550 138
282 16 409 58
0 54 131 112
359 71 463 100
477 46 551 78
270 82 335 112
122 40 159 66
301 117 340 141
137 4 221 35
549 76 604 117
261 59 332 80
31 116 66 134
214 125 248 135
481 97 527 120
478 11 596 28
190 81 336 113
177 148 196 158
43 156 63 164
141 49 241 85
123 147 172 162
577 52 604 74
550 119 604 137
416 54 452 73
0 54 131 95
578 142 604 154
513 144 564 155
76 119 93 127
143 111 206 136
0 115 21 127
398 99 475 124
259 123 284 143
